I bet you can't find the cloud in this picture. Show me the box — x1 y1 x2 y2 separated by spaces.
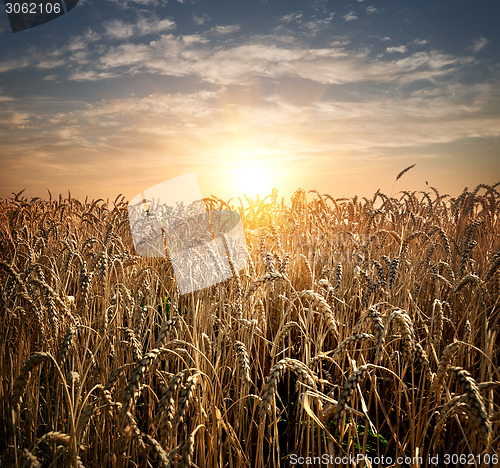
0 19 476 92
386 45 407 54
2 78 499 200
181 34 209 45
104 17 175 39
0 56 32 73
0 91 13 102
99 43 153 69
104 20 135 40
209 24 241 35
2 70 499 201
279 12 303 23
303 13 334 33
67 29 100 51
193 13 210 26
470 36 490 53
3 54 492 150
411 39 428 46
105 0 167 8
343 11 358 22
276 12 334 37
1 13 498 185
0 111 31 128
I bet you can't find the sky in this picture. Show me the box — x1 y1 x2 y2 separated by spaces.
0 0 499 202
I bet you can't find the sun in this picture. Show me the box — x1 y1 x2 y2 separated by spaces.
232 161 274 198
206 131 285 199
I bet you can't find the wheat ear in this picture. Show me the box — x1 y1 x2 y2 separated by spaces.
234 341 252 387
174 372 201 428
11 352 50 412
260 358 316 419
22 449 41 468
431 341 461 397
143 433 170 468
395 164 416 181
179 424 204 468
122 348 162 414
334 365 373 428
451 367 492 446
299 290 338 337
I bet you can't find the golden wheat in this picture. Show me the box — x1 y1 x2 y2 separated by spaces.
1 182 499 467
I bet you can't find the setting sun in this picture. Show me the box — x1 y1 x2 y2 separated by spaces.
232 161 274 197
207 135 283 198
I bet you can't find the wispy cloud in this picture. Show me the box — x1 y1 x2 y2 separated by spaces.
104 20 135 40
0 26 476 89
470 36 490 53
106 0 167 9
279 12 303 23
193 13 210 26
209 24 241 35
303 13 334 33
104 17 175 39
343 11 358 22
411 39 428 46
386 45 407 54
0 56 32 73
0 111 31 128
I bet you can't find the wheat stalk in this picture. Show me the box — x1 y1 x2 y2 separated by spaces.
156 370 189 440
395 164 416 181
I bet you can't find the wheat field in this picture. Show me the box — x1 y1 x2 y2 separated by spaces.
0 181 499 467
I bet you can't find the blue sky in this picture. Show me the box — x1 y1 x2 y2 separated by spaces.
1 0 499 200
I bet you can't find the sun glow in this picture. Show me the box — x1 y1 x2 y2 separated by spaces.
204 116 298 199
207 136 281 198
233 161 274 198
222 141 280 198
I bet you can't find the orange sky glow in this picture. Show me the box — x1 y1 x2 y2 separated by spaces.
1 1 499 203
